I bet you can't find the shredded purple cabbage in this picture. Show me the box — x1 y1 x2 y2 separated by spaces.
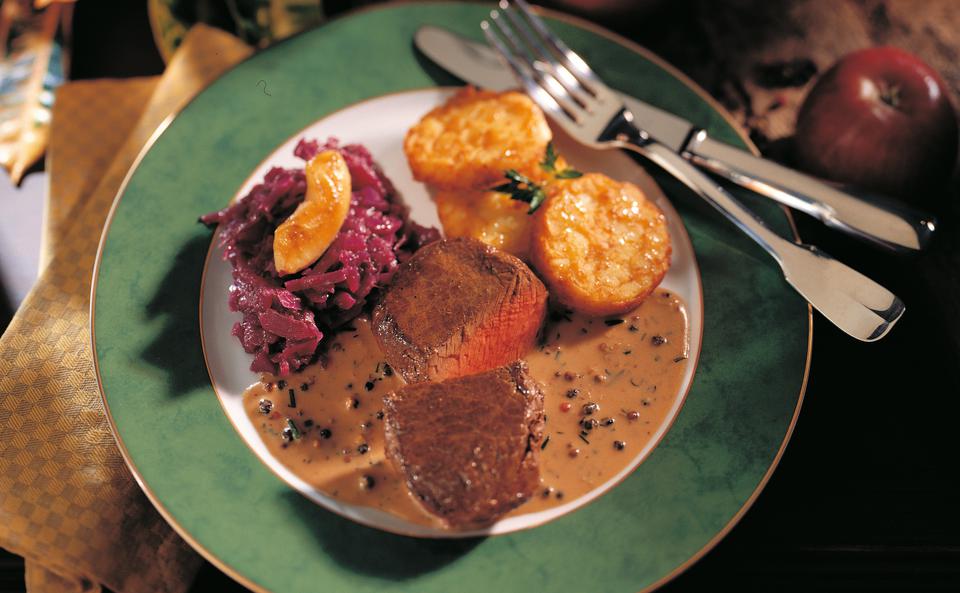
201 138 439 376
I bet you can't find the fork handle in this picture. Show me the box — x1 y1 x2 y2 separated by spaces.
621 140 903 341
684 132 936 253
625 141 789 263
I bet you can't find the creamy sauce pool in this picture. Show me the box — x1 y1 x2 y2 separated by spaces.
243 288 689 529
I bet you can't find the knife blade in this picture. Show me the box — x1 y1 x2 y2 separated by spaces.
414 25 935 253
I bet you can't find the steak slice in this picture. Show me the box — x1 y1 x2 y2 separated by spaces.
372 237 547 383
383 361 545 529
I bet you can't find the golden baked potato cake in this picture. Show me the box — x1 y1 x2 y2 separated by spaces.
530 173 671 316
433 189 533 260
404 87 552 190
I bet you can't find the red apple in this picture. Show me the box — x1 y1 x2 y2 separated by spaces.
794 46 958 203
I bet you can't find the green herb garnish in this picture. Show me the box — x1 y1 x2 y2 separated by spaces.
495 143 582 214
493 169 548 214
539 141 582 179
540 142 560 172
285 418 302 440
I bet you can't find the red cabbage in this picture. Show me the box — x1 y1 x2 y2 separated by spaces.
202 138 439 376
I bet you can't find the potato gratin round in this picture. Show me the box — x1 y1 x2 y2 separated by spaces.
404 87 552 190
531 173 671 316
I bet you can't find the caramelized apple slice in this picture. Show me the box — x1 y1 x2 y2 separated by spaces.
274 150 351 275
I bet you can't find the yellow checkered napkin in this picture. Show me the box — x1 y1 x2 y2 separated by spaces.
0 25 252 593
42 77 160 270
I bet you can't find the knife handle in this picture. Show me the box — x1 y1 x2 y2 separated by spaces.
631 141 903 342
683 131 936 253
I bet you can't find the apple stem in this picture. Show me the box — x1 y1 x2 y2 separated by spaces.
879 83 902 109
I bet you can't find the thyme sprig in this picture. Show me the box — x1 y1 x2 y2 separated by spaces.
494 143 582 214
540 142 582 179
492 169 547 214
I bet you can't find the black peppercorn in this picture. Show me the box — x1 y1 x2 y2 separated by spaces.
357 443 369 455
582 402 599 415
360 475 376 490
277 380 287 390
364 381 375 391
614 440 626 450
581 418 598 431
566 388 580 399
318 428 332 439
258 399 273 414
651 335 666 346
375 410 384 420
601 417 615 426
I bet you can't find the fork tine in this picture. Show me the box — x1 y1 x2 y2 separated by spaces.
497 1 592 108
512 0 607 96
481 19 573 127
486 11 584 123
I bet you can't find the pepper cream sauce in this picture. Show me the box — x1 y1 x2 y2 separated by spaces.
243 288 689 529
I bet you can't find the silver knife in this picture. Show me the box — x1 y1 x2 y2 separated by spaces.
415 25 936 253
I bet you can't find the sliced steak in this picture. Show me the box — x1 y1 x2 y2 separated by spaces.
372 237 547 383
383 361 545 529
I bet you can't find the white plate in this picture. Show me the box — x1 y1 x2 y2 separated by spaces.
200 88 704 538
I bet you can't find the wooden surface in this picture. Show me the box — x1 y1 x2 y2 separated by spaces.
2 1 959 591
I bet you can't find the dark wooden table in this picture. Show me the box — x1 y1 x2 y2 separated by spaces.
3 1 958 591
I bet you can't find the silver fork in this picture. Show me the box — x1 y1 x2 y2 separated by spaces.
482 0 904 342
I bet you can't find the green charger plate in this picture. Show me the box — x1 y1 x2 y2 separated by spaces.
93 3 810 592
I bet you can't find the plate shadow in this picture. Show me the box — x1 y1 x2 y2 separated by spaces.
282 491 484 580
141 232 214 394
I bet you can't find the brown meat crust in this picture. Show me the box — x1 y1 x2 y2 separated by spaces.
372 237 547 383
383 361 545 528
